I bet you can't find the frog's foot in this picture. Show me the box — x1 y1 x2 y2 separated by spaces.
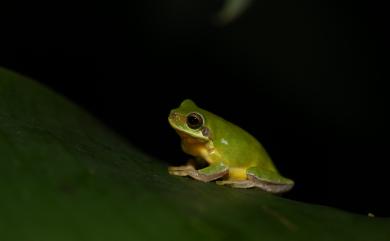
168 165 196 176
169 162 228 182
168 159 198 176
247 167 294 194
216 180 255 188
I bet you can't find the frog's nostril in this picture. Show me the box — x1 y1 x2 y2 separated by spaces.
170 111 179 120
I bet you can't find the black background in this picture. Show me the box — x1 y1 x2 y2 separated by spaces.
1 0 388 216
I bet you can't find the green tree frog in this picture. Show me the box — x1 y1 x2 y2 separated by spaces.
168 99 294 193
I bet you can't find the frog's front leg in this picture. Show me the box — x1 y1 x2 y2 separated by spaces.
169 162 228 182
192 163 229 182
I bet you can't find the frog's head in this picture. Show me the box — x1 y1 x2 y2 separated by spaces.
168 99 212 141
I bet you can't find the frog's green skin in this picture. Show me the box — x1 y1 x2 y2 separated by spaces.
168 99 294 193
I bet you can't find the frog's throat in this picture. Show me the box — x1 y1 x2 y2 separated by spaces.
177 131 216 160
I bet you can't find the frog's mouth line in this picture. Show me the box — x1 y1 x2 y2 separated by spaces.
175 130 208 143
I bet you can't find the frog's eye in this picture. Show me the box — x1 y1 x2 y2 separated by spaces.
186 112 204 129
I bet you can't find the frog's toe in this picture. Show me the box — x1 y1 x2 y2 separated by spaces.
168 165 196 176
216 180 255 188
168 169 190 176
168 165 195 171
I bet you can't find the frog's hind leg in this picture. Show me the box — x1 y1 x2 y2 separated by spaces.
246 166 294 194
247 176 293 193
216 180 255 188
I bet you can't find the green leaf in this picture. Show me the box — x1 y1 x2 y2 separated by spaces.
0 67 389 241
216 0 253 25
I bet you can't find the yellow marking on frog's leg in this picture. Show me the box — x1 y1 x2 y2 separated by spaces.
228 167 248 180
216 167 255 188
217 167 262 188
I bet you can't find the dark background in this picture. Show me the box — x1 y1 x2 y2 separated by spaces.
1 0 388 216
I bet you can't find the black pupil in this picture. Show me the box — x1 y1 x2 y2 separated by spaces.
187 114 202 129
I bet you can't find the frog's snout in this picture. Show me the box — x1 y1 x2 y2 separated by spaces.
169 110 176 117
168 111 178 123
169 111 185 125
169 111 177 121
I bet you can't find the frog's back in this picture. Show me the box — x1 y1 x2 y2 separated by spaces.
206 111 277 171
